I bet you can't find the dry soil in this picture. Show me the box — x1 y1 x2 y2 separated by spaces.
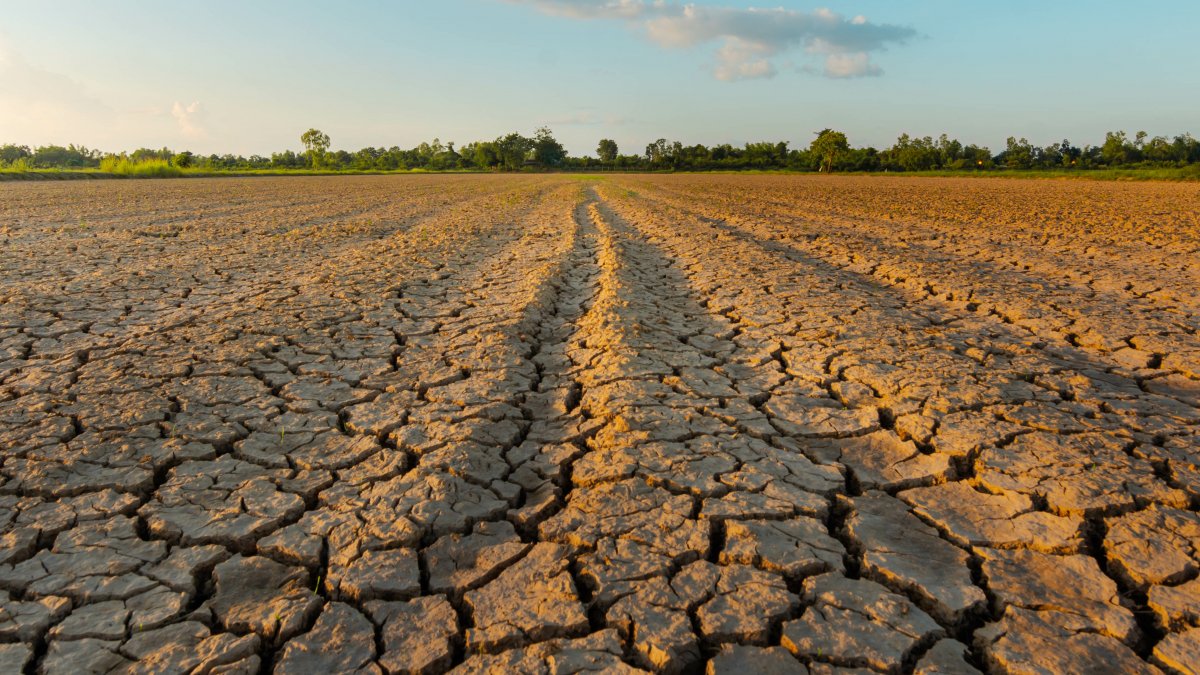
0 174 1198 674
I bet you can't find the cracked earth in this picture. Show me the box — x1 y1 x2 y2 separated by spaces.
0 174 1197 674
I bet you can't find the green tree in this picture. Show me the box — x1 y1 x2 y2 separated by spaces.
744 141 787 168
428 140 461 171
885 134 940 171
936 134 962 166
0 144 31 165
1101 131 1136 165
645 139 679 167
1003 137 1035 169
1058 139 1081 168
470 142 500 169
301 128 331 169
495 133 533 171
31 144 99 168
1142 136 1175 164
1174 134 1200 163
810 129 849 172
597 139 618 163
131 147 172 163
532 127 567 168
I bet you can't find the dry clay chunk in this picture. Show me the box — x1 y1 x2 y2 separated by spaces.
275 602 380 674
364 595 460 675
463 542 588 652
424 520 530 598
1149 578 1200 632
720 517 845 578
976 607 1155 675
327 548 421 602
539 479 710 562
976 432 1187 515
978 548 1138 644
899 481 1082 553
1152 627 1200 675
1105 505 1200 590
452 629 640 674
205 555 322 646
707 645 808 674
808 431 952 491
782 573 944 673
844 492 985 624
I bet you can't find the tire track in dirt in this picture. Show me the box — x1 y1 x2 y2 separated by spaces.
0 178 595 673
634 176 1199 377
598 178 1198 672
632 176 1200 317
597 182 992 666
227 181 588 670
501 189 845 673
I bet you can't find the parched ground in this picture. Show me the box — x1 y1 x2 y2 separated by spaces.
0 174 1197 674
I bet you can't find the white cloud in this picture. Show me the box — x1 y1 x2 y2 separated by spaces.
504 1 914 80
513 0 650 18
822 51 880 78
714 37 775 81
172 101 206 138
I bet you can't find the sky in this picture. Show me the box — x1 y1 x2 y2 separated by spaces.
2 0 1198 157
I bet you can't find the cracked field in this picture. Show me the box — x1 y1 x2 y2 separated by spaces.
0 174 1198 674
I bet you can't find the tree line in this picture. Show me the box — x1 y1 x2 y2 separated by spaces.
3 127 1199 173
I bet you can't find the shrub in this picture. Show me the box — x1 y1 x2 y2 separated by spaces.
1 157 33 172
99 156 183 178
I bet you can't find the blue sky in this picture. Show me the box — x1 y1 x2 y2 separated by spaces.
2 0 1197 156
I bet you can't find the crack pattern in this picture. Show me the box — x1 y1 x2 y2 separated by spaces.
0 174 1197 674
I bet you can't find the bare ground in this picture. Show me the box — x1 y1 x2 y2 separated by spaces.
0 174 1198 674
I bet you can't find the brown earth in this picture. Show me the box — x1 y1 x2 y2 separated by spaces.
0 174 1198 674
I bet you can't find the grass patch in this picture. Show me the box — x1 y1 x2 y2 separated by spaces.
98 157 183 178
1 158 34 172
0 167 104 181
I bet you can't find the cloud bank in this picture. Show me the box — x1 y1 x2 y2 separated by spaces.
506 1 915 80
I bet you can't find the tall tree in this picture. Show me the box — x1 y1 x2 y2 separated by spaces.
597 139 618 163
810 129 849 172
532 127 567 168
495 133 533 171
0 144 32 165
1003 137 1035 169
645 139 677 167
1101 131 1134 165
301 129 331 169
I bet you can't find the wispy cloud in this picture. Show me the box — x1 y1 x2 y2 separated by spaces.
171 101 206 138
505 1 915 80
516 0 649 19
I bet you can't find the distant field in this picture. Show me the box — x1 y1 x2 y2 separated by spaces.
3 164 1200 182
1 174 1197 673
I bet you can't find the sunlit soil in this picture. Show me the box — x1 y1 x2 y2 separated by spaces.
0 174 1197 673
